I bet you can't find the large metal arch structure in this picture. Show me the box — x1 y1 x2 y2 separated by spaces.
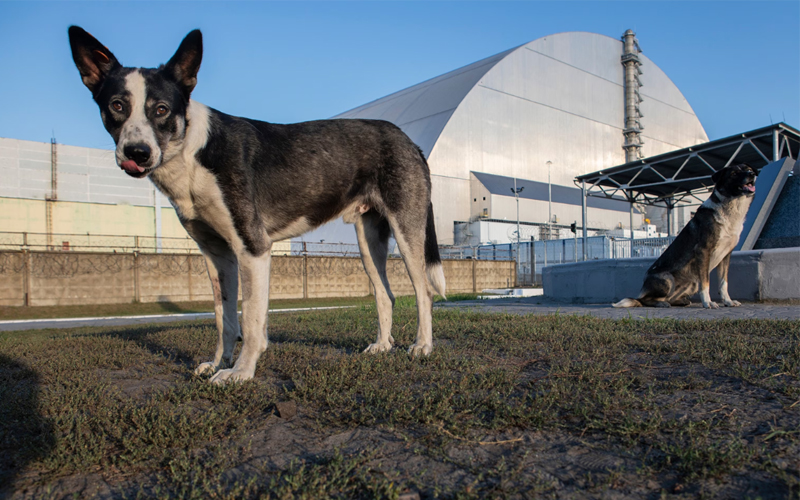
332 31 709 245
573 123 800 256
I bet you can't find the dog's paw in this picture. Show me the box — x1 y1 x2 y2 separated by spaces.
654 301 671 308
194 361 219 376
364 342 392 354
209 368 253 385
702 301 719 309
408 343 432 357
723 300 741 307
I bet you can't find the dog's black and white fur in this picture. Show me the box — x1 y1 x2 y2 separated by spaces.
613 163 756 309
69 27 446 384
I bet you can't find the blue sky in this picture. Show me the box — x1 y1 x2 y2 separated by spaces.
0 1 797 151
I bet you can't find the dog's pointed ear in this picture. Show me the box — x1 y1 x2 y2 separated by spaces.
711 167 728 184
165 30 203 99
68 26 121 96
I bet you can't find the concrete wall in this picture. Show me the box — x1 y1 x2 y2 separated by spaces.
0 251 515 307
0 197 188 238
543 247 800 303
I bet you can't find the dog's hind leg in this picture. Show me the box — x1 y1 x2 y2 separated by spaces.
388 214 434 356
356 211 396 353
195 249 240 375
638 273 673 308
669 295 692 307
210 249 272 384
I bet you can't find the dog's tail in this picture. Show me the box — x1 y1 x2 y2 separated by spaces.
424 202 447 299
612 298 642 308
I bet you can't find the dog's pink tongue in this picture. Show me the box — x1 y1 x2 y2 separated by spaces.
120 160 144 174
744 184 756 193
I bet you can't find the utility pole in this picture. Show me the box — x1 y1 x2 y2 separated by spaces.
511 180 524 285
547 161 552 237
545 161 552 268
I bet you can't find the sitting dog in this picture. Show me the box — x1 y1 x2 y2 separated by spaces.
613 163 756 309
68 27 446 384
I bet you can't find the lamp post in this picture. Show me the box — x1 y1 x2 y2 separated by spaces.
511 180 524 285
547 160 552 234
545 161 552 267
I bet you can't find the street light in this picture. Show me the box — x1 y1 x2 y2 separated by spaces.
547 160 552 236
545 161 552 267
511 180 524 285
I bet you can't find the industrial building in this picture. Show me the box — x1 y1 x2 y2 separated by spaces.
332 30 707 245
1 30 709 249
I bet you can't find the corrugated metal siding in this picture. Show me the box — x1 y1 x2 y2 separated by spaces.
0 137 155 207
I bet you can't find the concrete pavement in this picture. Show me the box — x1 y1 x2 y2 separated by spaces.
436 295 800 320
0 306 357 332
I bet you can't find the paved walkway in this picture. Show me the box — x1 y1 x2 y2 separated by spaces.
0 306 357 332
437 296 800 320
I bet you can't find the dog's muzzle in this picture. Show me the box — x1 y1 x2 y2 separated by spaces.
120 144 154 178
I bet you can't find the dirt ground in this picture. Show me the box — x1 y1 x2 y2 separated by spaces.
1 305 798 499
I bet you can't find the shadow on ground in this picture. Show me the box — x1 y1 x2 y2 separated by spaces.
0 354 54 493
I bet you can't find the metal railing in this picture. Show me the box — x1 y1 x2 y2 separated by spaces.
446 235 677 286
0 232 200 254
0 232 360 257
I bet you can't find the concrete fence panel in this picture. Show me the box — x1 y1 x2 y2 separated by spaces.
270 256 304 299
138 253 211 303
29 252 136 306
307 257 371 298
0 251 516 307
0 252 25 306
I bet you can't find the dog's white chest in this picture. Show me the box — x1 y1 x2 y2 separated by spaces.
710 196 751 269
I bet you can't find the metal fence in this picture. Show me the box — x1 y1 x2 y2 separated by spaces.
444 235 676 286
287 241 361 257
0 232 200 254
0 232 366 258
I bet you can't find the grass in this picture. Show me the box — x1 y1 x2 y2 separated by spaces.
0 299 798 498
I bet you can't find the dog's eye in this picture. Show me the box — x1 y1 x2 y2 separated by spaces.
156 105 169 116
111 101 124 112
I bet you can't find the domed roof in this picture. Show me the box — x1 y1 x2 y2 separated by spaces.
334 31 707 163
334 47 516 156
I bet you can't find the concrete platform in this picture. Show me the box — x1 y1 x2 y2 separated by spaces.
542 247 800 304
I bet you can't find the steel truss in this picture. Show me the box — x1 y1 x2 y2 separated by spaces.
576 123 800 209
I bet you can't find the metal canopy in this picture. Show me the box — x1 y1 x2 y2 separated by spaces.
575 123 800 207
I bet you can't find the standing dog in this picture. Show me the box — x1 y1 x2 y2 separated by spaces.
613 163 756 309
68 27 446 384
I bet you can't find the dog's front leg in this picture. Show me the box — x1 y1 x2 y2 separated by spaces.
210 249 272 384
699 257 719 309
716 252 740 307
195 251 240 376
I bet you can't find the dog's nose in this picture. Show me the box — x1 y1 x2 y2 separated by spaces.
123 144 152 165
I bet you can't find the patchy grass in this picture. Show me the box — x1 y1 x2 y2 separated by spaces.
0 302 798 499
